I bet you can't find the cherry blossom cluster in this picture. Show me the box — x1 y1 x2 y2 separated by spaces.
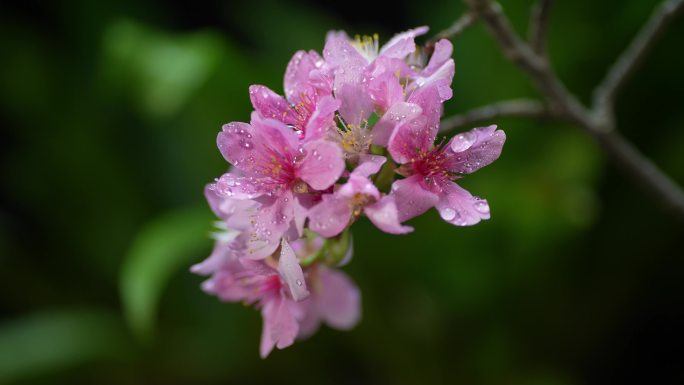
192 27 506 357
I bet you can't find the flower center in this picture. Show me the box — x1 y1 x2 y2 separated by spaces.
397 144 451 186
285 90 317 137
335 114 372 159
252 146 297 189
349 193 375 218
351 34 379 62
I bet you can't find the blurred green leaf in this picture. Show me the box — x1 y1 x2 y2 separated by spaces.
0 309 131 383
120 205 212 342
102 19 222 118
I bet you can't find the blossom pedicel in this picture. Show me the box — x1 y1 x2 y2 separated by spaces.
193 27 505 358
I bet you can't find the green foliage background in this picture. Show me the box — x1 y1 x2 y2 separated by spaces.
1 0 683 384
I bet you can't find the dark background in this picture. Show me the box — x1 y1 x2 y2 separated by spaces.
1 0 683 384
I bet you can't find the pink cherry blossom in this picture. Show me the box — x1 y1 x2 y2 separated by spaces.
250 51 338 141
213 113 344 258
308 155 412 237
196 25 507 358
194 237 310 358
369 39 455 146
194 233 360 358
323 27 428 126
388 122 506 225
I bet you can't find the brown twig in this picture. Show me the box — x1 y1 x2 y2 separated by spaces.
444 0 684 221
439 99 548 132
528 0 553 56
425 12 477 50
593 0 684 119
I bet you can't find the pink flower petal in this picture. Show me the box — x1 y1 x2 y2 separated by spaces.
387 113 434 165
390 175 439 222
308 194 352 238
364 195 414 234
446 125 506 174
297 140 344 190
410 40 454 108
406 82 446 131
211 173 266 200
284 50 325 101
260 296 299 358
249 85 293 125
353 154 387 178
338 174 380 200
304 95 340 141
373 102 423 147
411 59 454 104
335 81 374 127
379 26 429 59
436 182 491 226
368 70 404 113
250 112 299 158
295 299 321 339
221 200 260 231
278 239 310 302
421 39 453 78
243 192 294 259
317 267 361 330
217 122 259 171
191 239 235 275
204 184 226 219
323 30 365 66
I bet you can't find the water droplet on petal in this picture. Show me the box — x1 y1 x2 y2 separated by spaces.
296 279 303 286
474 200 490 214
451 131 477 152
441 207 456 221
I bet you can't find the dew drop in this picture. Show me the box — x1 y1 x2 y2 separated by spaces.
474 200 490 214
296 279 303 286
451 131 477 152
441 207 456 221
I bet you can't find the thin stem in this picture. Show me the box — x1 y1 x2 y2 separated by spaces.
461 0 684 222
439 99 548 133
464 0 592 128
528 0 553 55
593 0 684 117
425 12 477 50
594 130 684 216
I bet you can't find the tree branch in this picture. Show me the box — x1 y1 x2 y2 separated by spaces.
528 0 553 55
426 12 477 50
593 0 684 116
594 130 684 216
439 99 548 133
461 0 684 222
464 0 592 128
